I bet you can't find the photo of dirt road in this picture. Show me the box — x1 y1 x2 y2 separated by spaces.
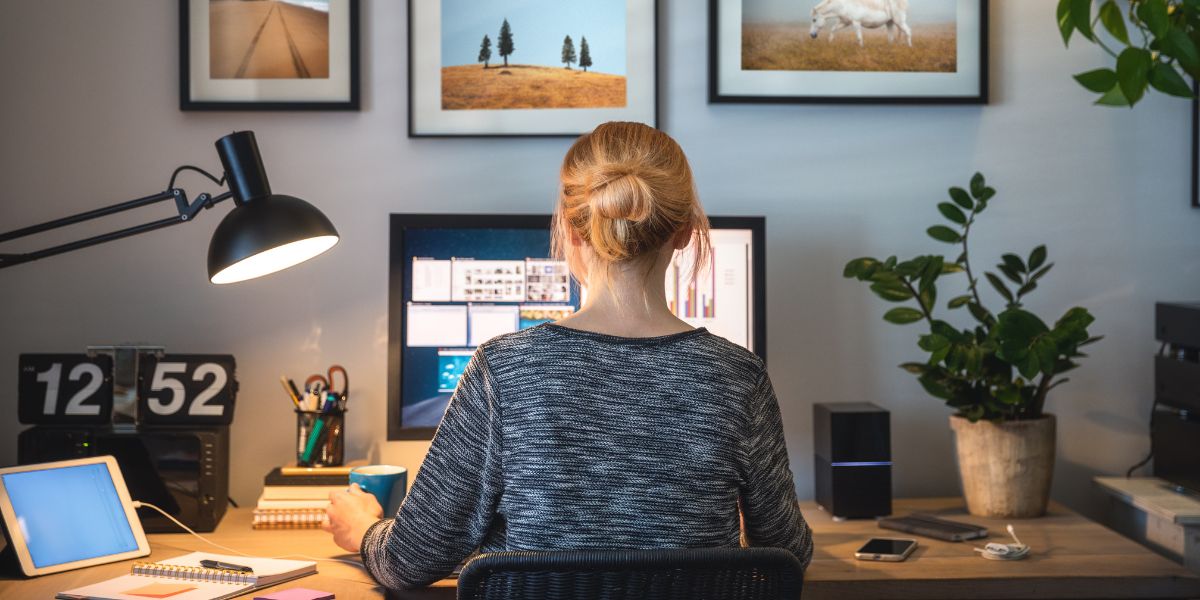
209 0 329 79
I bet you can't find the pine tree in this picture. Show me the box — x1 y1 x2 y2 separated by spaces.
579 36 592 72
478 34 492 69
498 19 514 67
561 35 577 69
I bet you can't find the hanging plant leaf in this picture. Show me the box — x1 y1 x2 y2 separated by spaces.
1116 47 1153 105
1149 62 1194 97
1098 0 1130 45
1074 68 1119 93
948 295 972 309
1057 0 1076 45
969 173 986 198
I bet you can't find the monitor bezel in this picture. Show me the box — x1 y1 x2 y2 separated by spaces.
0 456 151 576
387 213 766 440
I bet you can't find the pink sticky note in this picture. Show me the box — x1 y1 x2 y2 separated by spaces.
253 589 334 600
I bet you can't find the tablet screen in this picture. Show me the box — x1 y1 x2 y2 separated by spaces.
1 462 139 568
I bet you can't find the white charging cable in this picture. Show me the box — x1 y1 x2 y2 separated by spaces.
133 501 363 566
973 524 1030 561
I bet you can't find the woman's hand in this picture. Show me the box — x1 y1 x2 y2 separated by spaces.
324 483 385 553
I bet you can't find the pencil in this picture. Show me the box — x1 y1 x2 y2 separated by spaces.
280 375 302 409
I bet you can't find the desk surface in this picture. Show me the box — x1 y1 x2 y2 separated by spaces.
4 497 1198 600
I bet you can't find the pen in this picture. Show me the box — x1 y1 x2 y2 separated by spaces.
199 559 254 573
287 378 304 403
279 376 301 409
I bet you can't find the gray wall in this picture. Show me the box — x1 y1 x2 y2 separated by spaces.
1 0 1194 519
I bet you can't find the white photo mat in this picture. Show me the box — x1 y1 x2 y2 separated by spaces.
715 0 985 100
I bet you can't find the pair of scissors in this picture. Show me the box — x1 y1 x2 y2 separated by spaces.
306 365 348 399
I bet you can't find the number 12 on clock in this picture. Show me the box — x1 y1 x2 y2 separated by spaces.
18 354 114 424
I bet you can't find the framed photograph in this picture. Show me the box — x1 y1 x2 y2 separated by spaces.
710 0 988 104
408 0 658 137
180 0 360 110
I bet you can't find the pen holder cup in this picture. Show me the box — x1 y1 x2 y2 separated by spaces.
295 408 346 467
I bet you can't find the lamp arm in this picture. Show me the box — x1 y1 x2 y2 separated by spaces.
0 181 234 270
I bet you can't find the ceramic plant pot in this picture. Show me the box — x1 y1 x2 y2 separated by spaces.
949 413 1056 518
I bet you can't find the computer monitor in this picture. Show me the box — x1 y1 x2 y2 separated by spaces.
386 214 766 439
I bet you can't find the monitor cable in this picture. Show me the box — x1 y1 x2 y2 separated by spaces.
132 501 363 567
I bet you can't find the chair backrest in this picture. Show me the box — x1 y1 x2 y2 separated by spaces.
456 547 804 600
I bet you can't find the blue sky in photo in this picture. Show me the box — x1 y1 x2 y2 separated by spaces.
441 0 626 74
744 0 956 24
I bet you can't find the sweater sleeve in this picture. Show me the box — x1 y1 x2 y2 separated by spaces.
359 347 503 589
738 366 814 569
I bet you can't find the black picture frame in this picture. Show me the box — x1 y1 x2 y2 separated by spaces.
1192 79 1198 207
179 0 360 111
407 0 659 137
709 0 989 104
386 214 767 440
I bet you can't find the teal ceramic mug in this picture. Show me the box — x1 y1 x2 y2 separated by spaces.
349 465 408 516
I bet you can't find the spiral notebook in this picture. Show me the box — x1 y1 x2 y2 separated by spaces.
56 552 316 600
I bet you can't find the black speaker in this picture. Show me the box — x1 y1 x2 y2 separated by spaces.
813 402 891 519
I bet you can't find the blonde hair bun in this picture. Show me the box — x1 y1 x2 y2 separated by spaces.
552 121 711 284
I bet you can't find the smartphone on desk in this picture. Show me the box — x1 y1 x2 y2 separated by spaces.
854 537 918 562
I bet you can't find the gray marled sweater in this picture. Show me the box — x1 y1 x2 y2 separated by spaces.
360 324 813 589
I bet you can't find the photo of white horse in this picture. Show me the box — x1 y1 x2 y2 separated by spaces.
809 0 912 47
742 0 956 73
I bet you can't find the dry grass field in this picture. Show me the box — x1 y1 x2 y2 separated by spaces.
441 64 627 110
742 22 956 72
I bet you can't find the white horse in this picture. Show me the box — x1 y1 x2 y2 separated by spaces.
809 0 912 47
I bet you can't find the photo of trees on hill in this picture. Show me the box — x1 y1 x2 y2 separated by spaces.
440 0 627 110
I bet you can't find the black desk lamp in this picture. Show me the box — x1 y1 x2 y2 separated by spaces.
0 131 339 284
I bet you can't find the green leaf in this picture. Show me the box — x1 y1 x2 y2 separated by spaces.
1098 0 1130 44
899 362 929 374
986 272 1014 303
1018 352 1041 380
1116 47 1153 106
1074 68 1119 93
870 282 913 302
997 386 1023 406
1137 0 1170 39
1160 30 1200 77
1057 0 1076 45
969 173 986 199
941 262 964 274
949 187 974 210
1028 245 1047 271
977 187 996 203
843 257 878 278
1018 281 1038 296
919 285 938 314
938 202 967 224
967 302 994 326
927 225 962 244
948 294 972 309
883 307 925 325
1031 263 1054 280
1150 63 1195 98
918 333 951 352
1001 253 1027 274
1095 84 1131 106
998 264 1023 285
1070 0 1094 40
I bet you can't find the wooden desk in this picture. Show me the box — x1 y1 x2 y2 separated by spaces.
3 498 1199 599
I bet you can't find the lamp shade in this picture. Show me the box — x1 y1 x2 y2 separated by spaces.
207 194 339 284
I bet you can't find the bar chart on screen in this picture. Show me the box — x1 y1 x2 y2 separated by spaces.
666 229 753 350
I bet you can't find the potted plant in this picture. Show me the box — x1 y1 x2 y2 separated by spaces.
1056 0 1198 106
843 173 1101 518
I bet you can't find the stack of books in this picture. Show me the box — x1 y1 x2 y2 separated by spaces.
252 465 351 530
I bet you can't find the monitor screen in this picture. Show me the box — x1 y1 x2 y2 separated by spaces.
1 462 139 568
387 214 765 439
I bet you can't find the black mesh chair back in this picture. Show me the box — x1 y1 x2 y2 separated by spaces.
456 547 804 600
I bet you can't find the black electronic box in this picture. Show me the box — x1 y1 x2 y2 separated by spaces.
813 402 892 519
17 426 230 532
1153 303 1200 494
